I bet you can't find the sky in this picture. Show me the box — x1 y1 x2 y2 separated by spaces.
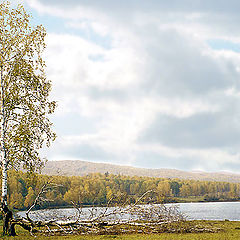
10 0 240 172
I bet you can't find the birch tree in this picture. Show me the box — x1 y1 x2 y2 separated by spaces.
0 2 56 234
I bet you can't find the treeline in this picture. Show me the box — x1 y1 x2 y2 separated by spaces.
5 171 240 210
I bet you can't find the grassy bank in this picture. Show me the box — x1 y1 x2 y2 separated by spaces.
1 221 240 240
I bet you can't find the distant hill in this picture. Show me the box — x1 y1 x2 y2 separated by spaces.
42 160 240 182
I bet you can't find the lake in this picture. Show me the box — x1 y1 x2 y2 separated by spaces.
17 201 240 222
175 201 240 221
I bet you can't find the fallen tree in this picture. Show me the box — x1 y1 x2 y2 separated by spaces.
2 180 221 236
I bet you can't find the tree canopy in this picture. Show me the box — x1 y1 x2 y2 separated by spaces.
0 1 56 173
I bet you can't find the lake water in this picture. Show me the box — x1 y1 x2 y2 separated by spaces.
175 202 240 221
17 202 240 222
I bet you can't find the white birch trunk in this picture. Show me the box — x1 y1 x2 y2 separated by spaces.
1 159 7 205
0 69 7 206
1 156 7 206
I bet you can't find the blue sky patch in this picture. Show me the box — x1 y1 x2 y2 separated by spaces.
207 39 240 52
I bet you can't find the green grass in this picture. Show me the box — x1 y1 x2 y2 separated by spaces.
1 221 240 240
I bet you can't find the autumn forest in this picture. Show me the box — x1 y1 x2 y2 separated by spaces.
6 171 240 211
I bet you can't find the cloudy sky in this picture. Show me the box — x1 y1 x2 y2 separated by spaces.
12 0 240 172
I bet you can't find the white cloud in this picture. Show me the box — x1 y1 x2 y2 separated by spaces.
135 143 240 172
25 0 240 172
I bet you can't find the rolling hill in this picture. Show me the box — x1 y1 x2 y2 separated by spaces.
42 160 240 182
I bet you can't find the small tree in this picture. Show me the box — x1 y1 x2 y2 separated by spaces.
0 1 56 235
24 187 36 208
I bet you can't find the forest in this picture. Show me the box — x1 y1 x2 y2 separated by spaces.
6 170 240 211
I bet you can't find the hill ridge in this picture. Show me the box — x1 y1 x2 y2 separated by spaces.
42 160 240 182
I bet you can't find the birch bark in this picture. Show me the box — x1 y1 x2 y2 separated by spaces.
0 66 7 206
